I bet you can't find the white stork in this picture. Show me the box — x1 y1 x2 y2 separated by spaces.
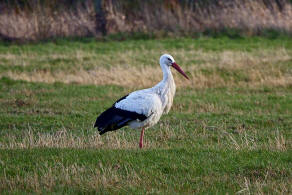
94 54 189 148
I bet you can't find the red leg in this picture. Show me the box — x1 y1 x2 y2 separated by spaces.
139 128 145 149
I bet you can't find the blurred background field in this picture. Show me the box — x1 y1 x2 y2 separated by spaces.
0 0 292 41
0 0 291 194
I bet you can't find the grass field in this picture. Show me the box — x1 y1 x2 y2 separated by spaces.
0 36 291 193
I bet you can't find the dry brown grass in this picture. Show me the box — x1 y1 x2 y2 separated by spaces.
0 122 187 150
2 48 291 89
1 121 289 152
236 176 291 194
101 0 292 35
0 1 96 41
0 128 138 149
0 0 292 41
226 129 289 151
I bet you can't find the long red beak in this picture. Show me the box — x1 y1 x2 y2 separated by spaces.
172 62 189 80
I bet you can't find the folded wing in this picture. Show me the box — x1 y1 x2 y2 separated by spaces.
94 90 162 135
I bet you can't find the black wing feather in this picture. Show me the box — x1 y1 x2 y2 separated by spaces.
94 106 147 135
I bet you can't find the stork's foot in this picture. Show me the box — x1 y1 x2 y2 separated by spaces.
139 128 145 149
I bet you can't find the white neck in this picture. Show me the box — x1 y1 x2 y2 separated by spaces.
153 63 173 89
152 63 176 113
162 65 172 81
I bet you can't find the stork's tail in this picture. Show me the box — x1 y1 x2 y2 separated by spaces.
94 107 147 135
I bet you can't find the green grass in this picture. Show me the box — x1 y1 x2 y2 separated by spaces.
0 36 291 73
1 148 291 193
0 37 291 193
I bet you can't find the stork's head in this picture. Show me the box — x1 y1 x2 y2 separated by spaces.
160 54 189 80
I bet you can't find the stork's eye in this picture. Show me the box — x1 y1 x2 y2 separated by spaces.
167 58 172 62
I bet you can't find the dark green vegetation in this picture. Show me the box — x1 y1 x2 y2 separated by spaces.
0 37 291 193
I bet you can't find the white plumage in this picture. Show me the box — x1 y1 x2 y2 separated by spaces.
94 54 189 148
115 91 163 129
